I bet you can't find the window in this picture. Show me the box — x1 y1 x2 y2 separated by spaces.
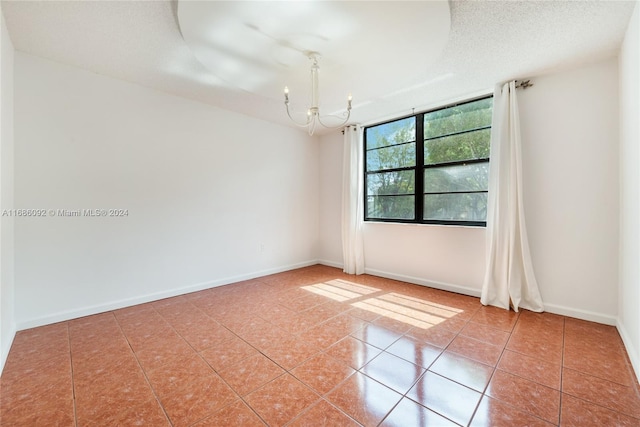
364 96 493 226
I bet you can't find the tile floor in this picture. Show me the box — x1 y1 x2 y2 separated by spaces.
1 265 639 426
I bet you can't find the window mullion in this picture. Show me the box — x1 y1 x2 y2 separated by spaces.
363 128 369 220
363 94 492 226
423 124 491 142
415 115 424 222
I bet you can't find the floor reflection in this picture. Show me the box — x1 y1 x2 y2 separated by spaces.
301 279 379 302
301 280 464 330
302 278 471 426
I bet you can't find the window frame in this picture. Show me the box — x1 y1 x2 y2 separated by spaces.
363 94 493 227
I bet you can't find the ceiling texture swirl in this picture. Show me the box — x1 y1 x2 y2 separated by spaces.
1 0 636 134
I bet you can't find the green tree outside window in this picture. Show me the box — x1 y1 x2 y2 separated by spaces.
365 96 492 225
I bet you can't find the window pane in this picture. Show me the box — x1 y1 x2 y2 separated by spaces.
423 98 493 140
367 170 415 195
423 162 489 193
425 128 490 165
368 195 415 219
423 193 488 222
363 94 492 226
367 143 416 171
366 117 415 150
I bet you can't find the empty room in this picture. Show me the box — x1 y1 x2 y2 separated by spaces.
0 1 639 426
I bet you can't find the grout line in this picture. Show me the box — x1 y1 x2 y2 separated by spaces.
9 266 639 426
281 380 356 427
66 322 79 427
112 309 174 426
196 341 272 426
559 393 640 422
444 310 485 425
558 316 566 426
376 398 403 426
185 280 321 426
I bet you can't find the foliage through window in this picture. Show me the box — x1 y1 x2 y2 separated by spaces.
364 96 493 226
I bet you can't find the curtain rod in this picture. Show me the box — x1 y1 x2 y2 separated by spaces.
342 81 533 134
341 125 360 134
515 79 534 89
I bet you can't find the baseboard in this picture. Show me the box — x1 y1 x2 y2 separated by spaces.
0 321 17 375
321 263 621 328
363 267 482 298
319 260 482 296
14 259 625 337
318 260 483 298
543 302 617 326
15 260 319 331
317 259 343 270
616 319 640 383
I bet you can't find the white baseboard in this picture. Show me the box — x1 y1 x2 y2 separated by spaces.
543 302 617 326
363 267 482 298
1 321 17 375
319 259 483 297
359 267 635 382
317 259 343 270
14 258 628 360
318 260 482 297
320 263 622 328
616 319 640 383
15 260 319 331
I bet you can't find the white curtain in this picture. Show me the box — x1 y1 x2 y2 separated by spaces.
341 125 365 275
481 81 544 312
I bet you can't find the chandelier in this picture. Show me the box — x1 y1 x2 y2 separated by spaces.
284 53 352 136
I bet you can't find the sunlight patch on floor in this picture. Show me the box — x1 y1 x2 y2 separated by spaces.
380 293 463 319
301 279 463 330
352 299 442 329
301 280 380 302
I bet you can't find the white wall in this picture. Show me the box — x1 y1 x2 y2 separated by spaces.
318 133 486 296
362 222 486 295
0 7 16 374
519 58 619 323
14 53 320 329
319 57 621 325
318 130 343 267
618 1 640 381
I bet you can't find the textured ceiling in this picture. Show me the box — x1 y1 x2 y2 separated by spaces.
1 1 636 134
177 0 450 125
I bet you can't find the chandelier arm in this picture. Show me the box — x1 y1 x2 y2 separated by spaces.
316 110 351 129
308 118 317 136
285 103 313 128
319 112 351 120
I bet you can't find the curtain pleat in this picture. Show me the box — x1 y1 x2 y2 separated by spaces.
481 81 544 312
341 125 365 275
